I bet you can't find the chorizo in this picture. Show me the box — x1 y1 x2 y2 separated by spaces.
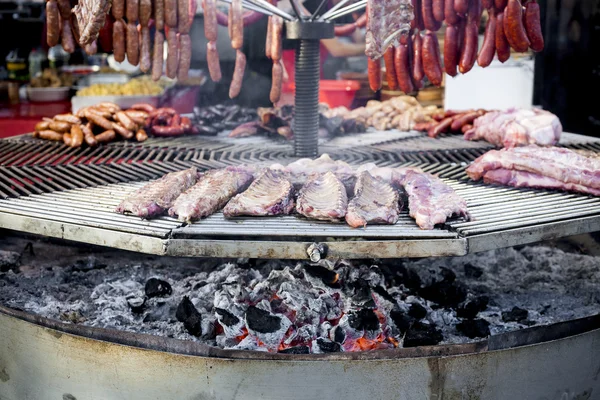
139 26 151 72
126 0 139 22
152 30 165 81
432 0 444 22
61 18 76 53
383 47 398 90
444 24 459 77
368 58 382 92
411 0 425 30
495 11 511 62
271 16 283 61
136 129 148 142
230 0 243 49
177 33 192 80
477 11 496 67
461 123 473 133
70 124 84 148
207 41 222 81
112 0 125 19
453 0 468 15
458 21 478 73
334 23 357 36
38 130 64 141
444 0 460 25
395 41 415 94
56 0 71 19
139 0 151 25
229 49 246 98
265 16 272 59
49 120 71 133
180 116 192 130
427 117 453 137
166 28 178 78
422 31 443 86
95 130 116 143
113 122 134 139
422 0 442 31
270 61 283 104
46 0 60 47
468 0 482 22
412 31 424 83
482 0 493 8
203 0 217 41
126 22 140 66
82 123 98 147
155 0 165 30
355 13 367 28
165 0 177 27
504 0 530 52
113 19 126 62
450 111 480 130
494 0 507 11
178 0 190 33
524 0 544 52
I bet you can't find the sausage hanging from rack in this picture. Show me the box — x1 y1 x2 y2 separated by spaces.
46 0 60 47
268 15 283 103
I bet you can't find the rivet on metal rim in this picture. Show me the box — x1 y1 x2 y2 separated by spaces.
307 243 327 262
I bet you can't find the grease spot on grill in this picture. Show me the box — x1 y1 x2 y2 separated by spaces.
245 306 281 333
0 368 9 382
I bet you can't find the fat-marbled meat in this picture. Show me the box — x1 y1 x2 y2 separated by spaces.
399 169 470 230
346 172 400 228
116 167 198 218
296 171 348 221
464 109 562 148
168 168 254 222
467 146 600 196
73 0 111 45
223 170 295 217
365 0 414 60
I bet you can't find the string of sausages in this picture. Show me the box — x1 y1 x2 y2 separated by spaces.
366 0 544 92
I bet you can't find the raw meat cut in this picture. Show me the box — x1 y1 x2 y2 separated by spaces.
346 172 401 228
116 167 198 218
464 109 562 148
365 0 414 60
399 169 470 229
296 171 348 221
223 170 295 217
481 169 600 196
168 168 254 222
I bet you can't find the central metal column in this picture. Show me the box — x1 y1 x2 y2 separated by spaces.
285 21 334 157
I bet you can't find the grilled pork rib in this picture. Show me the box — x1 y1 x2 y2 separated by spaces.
346 172 400 228
116 167 198 218
399 169 470 230
296 171 348 221
168 168 254 222
223 169 294 217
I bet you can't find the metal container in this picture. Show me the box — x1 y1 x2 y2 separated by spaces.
1 306 598 400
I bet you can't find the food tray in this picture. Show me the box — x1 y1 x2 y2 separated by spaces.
71 94 162 113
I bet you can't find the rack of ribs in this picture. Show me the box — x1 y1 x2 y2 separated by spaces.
346 171 401 228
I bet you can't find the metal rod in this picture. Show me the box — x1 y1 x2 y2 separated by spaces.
318 0 353 20
310 0 329 20
324 0 366 21
244 0 295 20
289 0 302 19
293 39 320 157
218 0 275 15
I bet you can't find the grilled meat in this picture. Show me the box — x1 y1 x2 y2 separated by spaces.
365 0 414 60
168 168 254 222
464 109 562 148
399 169 470 230
116 167 198 218
296 172 348 221
223 170 294 217
467 146 600 196
346 172 400 228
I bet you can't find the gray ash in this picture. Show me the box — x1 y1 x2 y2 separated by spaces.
1 237 600 353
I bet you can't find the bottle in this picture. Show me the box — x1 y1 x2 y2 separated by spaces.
28 48 43 79
6 49 28 82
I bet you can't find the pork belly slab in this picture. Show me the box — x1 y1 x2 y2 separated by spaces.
116 167 198 218
168 168 254 222
346 172 400 228
223 170 295 217
399 169 470 230
296 171 348 221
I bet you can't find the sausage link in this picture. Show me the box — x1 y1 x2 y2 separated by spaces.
524 0 544 51
46 0 60 47
136 129 148 141
154 0 164 30
422 31 443 86
450 111 480 130
271 16 283 61
38 130 64 141
230 0 243 49
207 41 222 81
82 123 98 147
427 116 453 137
95 130 116 143
177 33 192 80
270 61 283 104
35 121 50 132
413 121 437 131
63 133 72 146
126 0 139 22
166 29 178 78
265 16 272 58
165 0 177 27
56 0 71 19
151 30 164 80
444 0 460 25
395 41 415 94
126 22 140 66
124 110 148 125
334 23 357 36
411 0 425 30
115 111 138 131
422 0 442 31
113 122 134 139
412 31 424 83
444 24 460 77
130 103 155 112
468 0 482 22
229 49 246 98
458 21 478 73
504 0 530 52
177 0 190 32
477 11 496 67
454 0 468 14
355 12 367 28
180 116 192 130
383 47 398 90
152 125 185 136
482 0 493 8
61 18 76 53
49 120 71 133
85 110 114 130
112 0 125 19
433 0 444 22
113 19 126 62
461 123 473 133
70 124 84 148
97 102 121 112
54 114 81 124
368 58 382 92
84 40 98 55
139 0 151 25
203 0 217 41
87 107 113 119
494 0 507 11
495 11 511 62
140 26 152 73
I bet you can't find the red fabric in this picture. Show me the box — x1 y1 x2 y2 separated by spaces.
0 100 71 138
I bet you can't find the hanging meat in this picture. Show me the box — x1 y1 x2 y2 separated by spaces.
72 0 112 46
365 0 414 60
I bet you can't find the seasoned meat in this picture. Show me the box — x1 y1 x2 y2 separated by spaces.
296 171 348 222
365 0 414 60
73 0 111 45
346 172 401 228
